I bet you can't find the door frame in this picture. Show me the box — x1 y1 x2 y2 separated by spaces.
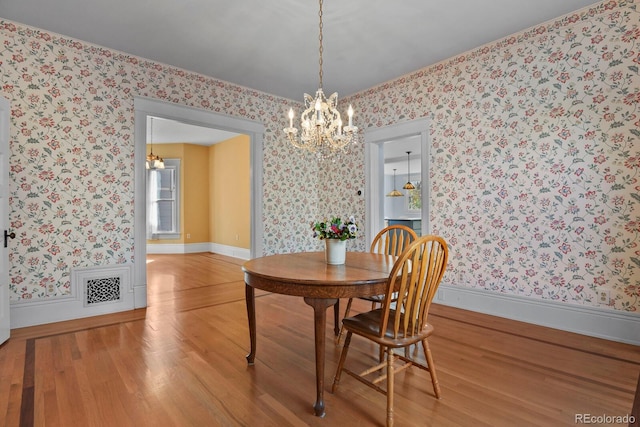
0 96 10 344
133 97 265 308
364 118 431 246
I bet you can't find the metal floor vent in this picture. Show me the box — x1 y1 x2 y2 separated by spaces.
71 264 131 308
86 276 121 305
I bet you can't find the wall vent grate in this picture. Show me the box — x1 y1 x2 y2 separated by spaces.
71 264 132 308
86 276 121 305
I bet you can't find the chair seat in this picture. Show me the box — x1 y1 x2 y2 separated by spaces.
343 308 434 348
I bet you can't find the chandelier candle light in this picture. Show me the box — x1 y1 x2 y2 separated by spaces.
284 0 358 157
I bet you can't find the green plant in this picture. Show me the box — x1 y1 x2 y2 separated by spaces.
312 216 358 241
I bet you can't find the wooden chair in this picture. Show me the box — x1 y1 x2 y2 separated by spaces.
336 224 417 344
331 235 448 427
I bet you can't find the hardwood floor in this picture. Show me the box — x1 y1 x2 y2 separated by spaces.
1 252 638 426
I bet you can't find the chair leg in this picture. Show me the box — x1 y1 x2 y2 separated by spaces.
422 339 441 399
336 298 353 344
333 299 340 336
332 331 352 393
386 349 395 427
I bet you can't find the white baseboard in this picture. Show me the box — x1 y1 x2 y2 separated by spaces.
434 285 640 345
10 297 136 329
146 242 250 259
146 242 211 254
209 243 251 260
133 284 147 309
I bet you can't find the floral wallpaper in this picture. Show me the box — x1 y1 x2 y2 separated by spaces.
0 19 317 303
344 0 639 311
0 0 638 316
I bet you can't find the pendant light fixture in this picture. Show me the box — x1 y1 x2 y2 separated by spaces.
146 117 165 170
283 0 358 158
402 151 415 190
386 169 403 197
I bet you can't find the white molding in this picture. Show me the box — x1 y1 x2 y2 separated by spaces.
11 264 135 328
133 284 146 309
11 297 136 328
209 243 251 260
146 242 210 254
0 96 9 344
435 285 640 345
133 97 265 310
364 118 431 244
146 242 250 260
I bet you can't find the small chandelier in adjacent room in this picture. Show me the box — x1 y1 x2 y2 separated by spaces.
403 151 415 190
284 0 358 158
146 117 165 170
386 169 403 197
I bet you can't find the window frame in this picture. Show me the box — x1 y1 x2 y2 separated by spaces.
406 179 422 213
147 158 180 240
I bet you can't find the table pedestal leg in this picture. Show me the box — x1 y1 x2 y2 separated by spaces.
245 284 256 365
304 297 338 418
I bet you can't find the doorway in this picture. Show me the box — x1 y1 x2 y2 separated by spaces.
133 97 265 308
383 137 422 236
363 118 430 246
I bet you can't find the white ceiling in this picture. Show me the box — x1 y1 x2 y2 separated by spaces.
0 0 601 101
0 0 601 162
146 116 238 146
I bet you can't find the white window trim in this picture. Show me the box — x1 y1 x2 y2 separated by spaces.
147 158 180 240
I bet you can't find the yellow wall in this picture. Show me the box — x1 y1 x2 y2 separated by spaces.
146 143 210 245
147 137 250 250
210 135 250 248
183 144 210 243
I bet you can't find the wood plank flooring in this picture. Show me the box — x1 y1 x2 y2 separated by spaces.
0 252 638 426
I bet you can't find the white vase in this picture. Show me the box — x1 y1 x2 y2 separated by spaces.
324 239 347 265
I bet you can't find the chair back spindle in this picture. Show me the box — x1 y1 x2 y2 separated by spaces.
370 225 417 257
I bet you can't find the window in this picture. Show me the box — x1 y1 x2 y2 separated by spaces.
147 159 180 239
407 180 421 212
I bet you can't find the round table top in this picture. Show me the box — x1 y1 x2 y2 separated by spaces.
242 251 396 299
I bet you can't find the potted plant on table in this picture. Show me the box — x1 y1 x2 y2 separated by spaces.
312 216 358 265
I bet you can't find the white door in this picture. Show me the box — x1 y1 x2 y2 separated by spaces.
0 96 10 345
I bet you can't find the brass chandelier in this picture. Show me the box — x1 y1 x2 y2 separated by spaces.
284 0 358 157
146 117 165 170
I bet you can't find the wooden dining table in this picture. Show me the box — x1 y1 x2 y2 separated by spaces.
242 251 396 418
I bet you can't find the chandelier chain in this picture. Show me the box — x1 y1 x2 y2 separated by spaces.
318 0 323 89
